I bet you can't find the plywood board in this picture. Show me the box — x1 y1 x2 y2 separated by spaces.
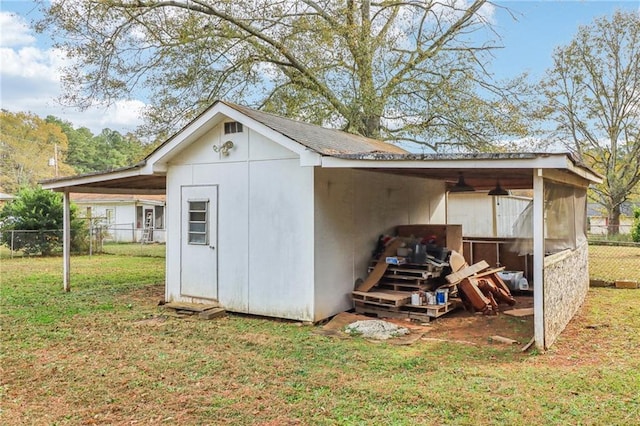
445 260 489 283
504 308 534 317
356 239 402 292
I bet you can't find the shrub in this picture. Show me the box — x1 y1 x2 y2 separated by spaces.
632 208 640 243
0 186 87 255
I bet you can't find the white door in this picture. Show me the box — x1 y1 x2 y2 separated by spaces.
181 185 218 300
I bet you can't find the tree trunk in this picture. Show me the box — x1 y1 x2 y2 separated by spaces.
608 205 621 236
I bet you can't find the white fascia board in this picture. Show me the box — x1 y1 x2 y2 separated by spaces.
220 106 322 165
320 154 570 170
147 103 320 169
146 106 226 170
41 167 149 192
563 157 603 184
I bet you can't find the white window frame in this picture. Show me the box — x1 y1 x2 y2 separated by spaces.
187 199 209 245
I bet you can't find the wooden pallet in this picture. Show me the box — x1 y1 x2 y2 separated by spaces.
401 300 460 318
352 290 412 307
353 298 461 320
354 303 432 322
369 263 444 277
377 281 432 292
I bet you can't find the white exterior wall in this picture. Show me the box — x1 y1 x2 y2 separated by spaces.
76 201 166 243
165 124 315 321
313 168 446 321
447 193 530 238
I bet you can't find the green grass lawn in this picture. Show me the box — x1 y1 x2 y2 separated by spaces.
1 253 639 425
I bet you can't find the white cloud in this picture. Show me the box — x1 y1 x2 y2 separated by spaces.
0 12 36 47
0 10 146 135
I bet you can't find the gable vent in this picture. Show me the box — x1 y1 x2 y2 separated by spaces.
224 121 243 134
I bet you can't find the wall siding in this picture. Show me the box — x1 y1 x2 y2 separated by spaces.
165 122 315 320
543 242 589 348
313 168 445 321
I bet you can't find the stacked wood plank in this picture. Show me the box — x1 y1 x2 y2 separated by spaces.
352 238 458 322
445 262 516 315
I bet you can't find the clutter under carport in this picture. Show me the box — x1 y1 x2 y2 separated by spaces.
352 225 519 322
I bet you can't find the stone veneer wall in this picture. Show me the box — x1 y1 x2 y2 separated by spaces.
543 242 589 348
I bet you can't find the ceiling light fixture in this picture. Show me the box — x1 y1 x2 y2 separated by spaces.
449 172 475 192
488 179 509 196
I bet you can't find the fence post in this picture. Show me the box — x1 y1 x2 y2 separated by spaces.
10 230 14 259
63 191 71 292
89 221 93 257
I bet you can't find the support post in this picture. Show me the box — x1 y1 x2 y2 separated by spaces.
533 170 545 350
63 190 71 292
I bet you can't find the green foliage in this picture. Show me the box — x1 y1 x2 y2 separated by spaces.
39 0 532 151
0 186 86 255
46 116 148 174
0 110 75 193
539 10 640 234
632 208 640 243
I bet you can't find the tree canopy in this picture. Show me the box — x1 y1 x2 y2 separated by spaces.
46 117 148 174
0 110 75 193
39 0 529 151
538 10 640 234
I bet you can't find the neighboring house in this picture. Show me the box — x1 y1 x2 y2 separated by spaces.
42 100 602 350
71 193 166 243
0 192 15 207
587 202 638 235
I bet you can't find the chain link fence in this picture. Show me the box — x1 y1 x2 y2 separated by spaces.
0 227 166 258
588 239 640 284
2 230 635 283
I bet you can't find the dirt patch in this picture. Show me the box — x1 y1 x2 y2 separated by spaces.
424 295 534 346
318 296 534 347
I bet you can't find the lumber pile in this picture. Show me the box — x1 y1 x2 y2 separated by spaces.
444 259 516 315
352 236 459 322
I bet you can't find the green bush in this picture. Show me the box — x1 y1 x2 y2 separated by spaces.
0 186 87 255
632 208 640 243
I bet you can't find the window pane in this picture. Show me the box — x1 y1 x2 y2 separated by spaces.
190 211 206 222
190 201 207 211
189 223 206 233
187 199 209 245
188 233 206 244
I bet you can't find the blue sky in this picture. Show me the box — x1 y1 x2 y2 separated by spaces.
1 0 639 134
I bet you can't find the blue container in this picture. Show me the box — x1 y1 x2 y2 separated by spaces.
436 289 448 305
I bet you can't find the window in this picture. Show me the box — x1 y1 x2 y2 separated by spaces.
154 206 164 229
224 121 243 134
188 201 208 245
105 208 115 224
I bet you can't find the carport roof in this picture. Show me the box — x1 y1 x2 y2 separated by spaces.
41 101 602 194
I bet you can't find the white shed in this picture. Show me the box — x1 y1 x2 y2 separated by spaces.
42 100 602 350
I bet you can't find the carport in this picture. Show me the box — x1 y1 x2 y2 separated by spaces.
42 102 602 350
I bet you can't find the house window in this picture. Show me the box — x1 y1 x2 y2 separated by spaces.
188 200 208 245
105 208 115 224
154 206 164 229
224 121 243 134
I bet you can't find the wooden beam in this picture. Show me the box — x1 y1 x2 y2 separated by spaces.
63 190 71 292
